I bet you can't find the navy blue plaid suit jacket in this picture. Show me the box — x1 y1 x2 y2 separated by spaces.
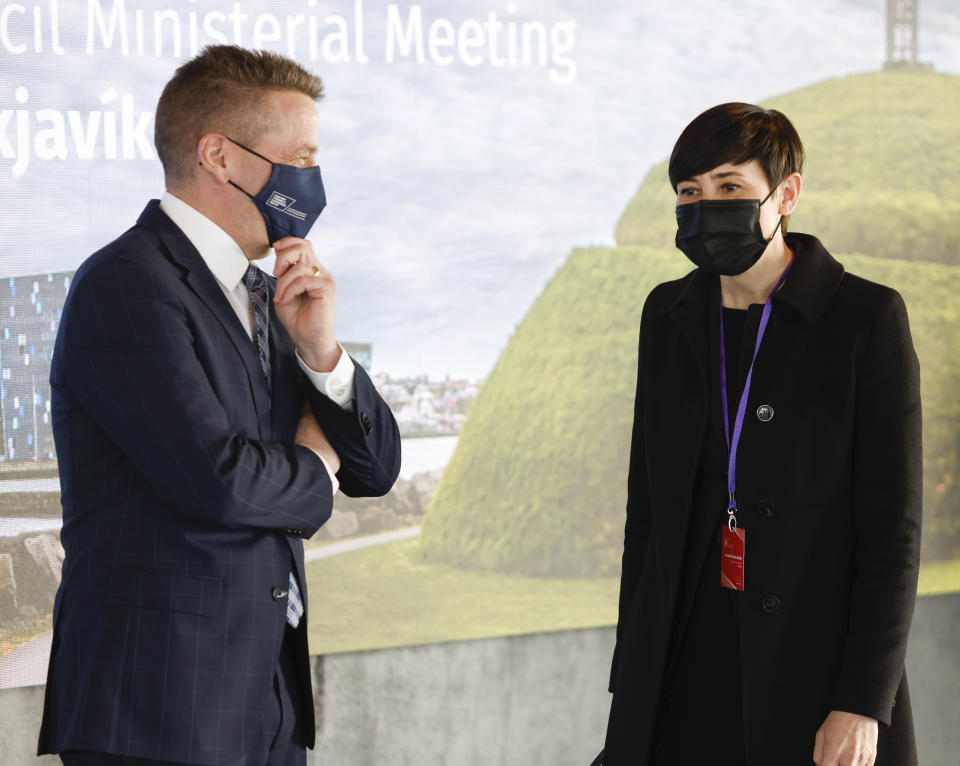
38 201 401 764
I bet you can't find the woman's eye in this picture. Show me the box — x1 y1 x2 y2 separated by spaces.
722 183 741 193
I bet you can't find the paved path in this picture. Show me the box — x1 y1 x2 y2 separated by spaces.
0 629 51 689
305 526 421 562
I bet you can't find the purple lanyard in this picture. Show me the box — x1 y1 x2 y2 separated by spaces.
718 259 793 530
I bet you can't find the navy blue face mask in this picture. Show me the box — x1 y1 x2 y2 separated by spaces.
675 185 781 276
226 136 326 244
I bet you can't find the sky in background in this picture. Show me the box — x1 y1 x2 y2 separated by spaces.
2 0 958 379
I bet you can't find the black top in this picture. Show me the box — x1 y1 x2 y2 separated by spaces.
722 306 749 432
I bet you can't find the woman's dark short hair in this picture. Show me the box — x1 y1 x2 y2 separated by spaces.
668 103 805 192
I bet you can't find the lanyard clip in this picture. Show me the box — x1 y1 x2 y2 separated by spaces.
727 492 738 531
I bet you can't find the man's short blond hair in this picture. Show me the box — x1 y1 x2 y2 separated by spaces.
154 45 324 183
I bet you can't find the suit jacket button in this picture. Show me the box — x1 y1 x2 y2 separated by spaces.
271 587 288 601
761 594 782 613
756 404 774 422
758 499 776 517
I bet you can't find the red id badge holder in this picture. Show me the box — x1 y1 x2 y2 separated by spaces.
721 526 745 591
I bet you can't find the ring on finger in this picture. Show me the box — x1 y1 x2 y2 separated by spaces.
312 266 321 277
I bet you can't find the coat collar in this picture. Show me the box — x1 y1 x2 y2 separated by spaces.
657 232 845 452
775 233 845 324
661 231 844 325
134 200 273 429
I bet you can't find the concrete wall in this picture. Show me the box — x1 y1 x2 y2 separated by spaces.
1 594 957 766
0 627 614 766
312 627 612 766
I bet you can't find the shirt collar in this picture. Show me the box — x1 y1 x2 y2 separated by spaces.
159 191 251 291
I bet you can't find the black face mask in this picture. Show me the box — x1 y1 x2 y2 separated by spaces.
674 186 782 276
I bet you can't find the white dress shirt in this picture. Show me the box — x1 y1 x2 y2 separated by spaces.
160 191 353 492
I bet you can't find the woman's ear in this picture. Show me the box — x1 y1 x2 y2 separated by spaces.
778 171 802 216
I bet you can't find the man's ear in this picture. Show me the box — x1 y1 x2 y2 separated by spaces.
778 171 802 216
196 133 232 185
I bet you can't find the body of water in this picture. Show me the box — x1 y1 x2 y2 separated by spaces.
0 436 460 538
399 435 458 479
0 516 60 538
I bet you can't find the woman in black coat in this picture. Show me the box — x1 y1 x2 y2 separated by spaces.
598 104 921 766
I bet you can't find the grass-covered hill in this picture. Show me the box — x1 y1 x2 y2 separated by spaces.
420 70 960 576
615 70 960 264
419 247 688 577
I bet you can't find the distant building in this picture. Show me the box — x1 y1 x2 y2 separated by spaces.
0 270 379 464
0 272 70 462
341 342 373 372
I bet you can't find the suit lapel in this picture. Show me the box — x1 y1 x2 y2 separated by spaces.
135 202 273 429
266 277 304 438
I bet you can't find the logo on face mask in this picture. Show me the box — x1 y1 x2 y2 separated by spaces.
226 136 326 243
265 192 308 221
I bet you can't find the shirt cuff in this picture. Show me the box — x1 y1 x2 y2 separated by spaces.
306 447 340 495
296 344 355 411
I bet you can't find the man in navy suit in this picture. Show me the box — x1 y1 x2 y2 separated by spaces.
37 46 401 766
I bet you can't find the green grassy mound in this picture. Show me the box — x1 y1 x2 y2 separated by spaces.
421 70 960 576
306 537 620 654
615 71 960 265
420 247 688 576
420 243 960 575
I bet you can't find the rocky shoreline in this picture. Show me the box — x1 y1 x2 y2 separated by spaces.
0 469 442 627
312 469 440 542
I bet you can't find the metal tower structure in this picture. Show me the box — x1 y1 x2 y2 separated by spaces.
885 0 919 68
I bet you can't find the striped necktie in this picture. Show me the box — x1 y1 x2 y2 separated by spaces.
242 264 271 398
242 264 304 629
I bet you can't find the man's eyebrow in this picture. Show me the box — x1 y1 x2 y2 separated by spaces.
288 143 318 157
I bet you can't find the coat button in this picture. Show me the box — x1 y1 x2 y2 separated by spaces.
756 404 774 422
761 594 782 613
271 587 288 601
757 499 776 517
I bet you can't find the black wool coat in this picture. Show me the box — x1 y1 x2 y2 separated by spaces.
602 234 922 766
